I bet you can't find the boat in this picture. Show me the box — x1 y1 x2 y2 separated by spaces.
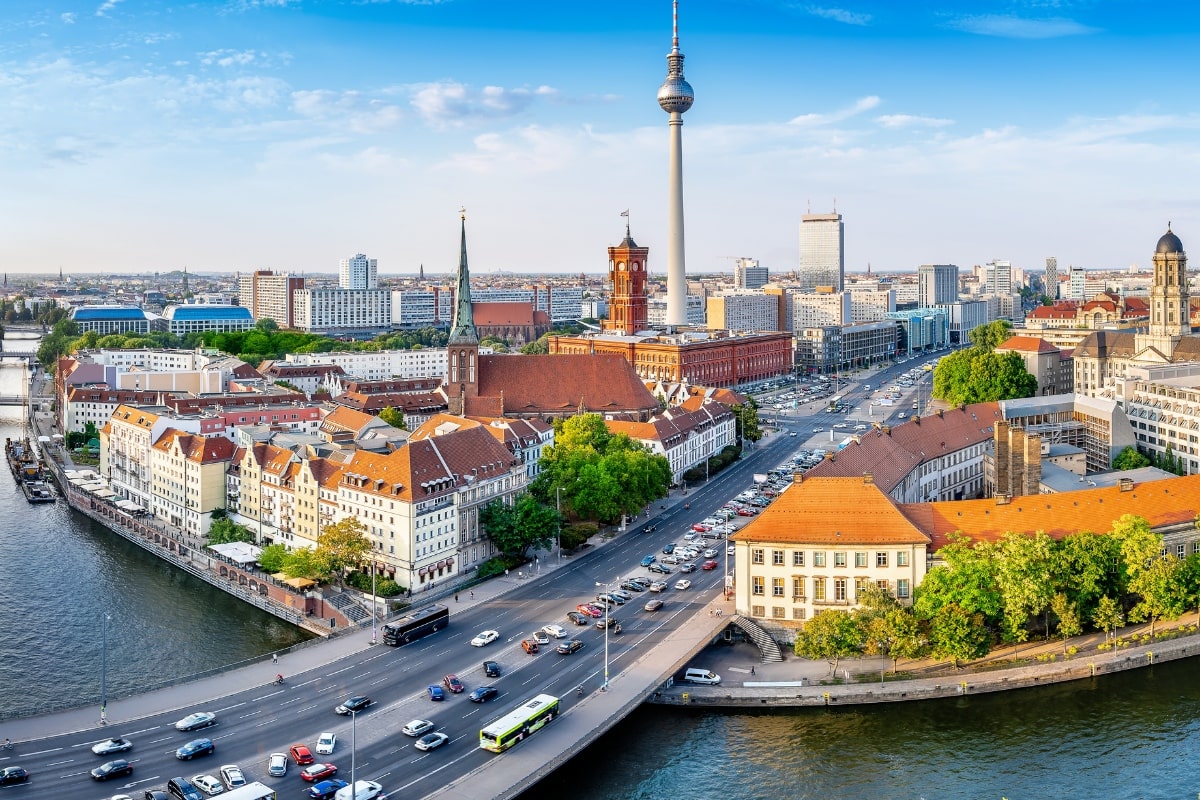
20 480 55 504
6 437 44 483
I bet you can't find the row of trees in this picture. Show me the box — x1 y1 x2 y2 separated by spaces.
931 321 1038 405
796 514 1200 672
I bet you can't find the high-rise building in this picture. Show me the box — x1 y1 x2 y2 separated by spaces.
984 260 1013 296
1045 257 1058 300
799 213 845 290
733 258 768 289
658 0 694 326
1068 267 1087 301
918 264 959 306
339 253 378 290
238 270 304 328
706 292 779 332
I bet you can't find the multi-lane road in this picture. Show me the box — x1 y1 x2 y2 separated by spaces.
4 354 944 800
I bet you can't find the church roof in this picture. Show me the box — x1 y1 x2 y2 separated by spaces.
1157 226 1184 254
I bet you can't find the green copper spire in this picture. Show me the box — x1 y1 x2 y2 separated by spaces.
448 208 478 345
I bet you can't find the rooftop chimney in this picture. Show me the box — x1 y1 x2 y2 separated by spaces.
1119 477 1134 492
863 473 874 485
995 492 1011 505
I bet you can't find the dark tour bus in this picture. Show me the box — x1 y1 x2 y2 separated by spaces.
382 604 450 646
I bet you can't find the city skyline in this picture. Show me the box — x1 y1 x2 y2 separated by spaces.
1 1 1197 277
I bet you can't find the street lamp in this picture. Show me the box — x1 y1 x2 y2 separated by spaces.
350 709 357 795
370 559 378 645
100 611 111 725
555 486 563 561
595 581 611 691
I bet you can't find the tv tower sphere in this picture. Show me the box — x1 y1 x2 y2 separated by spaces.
658 69 693 114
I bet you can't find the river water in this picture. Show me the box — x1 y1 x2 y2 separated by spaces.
4 340 1198 797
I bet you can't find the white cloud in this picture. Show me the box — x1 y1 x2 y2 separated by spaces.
788 95 880 127
95 0 124 17
61 12 77 24
875 114 955 129
410 81 549 127
291 90 404 133
199 49 260 68
806 6 872 26
949 15 1100 39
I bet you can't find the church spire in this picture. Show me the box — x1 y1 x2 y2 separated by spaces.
448 208 478 345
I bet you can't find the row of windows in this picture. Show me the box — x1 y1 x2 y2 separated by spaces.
751 548 910 568
750 575 911 601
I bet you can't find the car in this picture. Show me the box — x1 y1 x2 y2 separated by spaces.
675 579 692 590
556 639 584 655
727 544 736 555
619 580 645 593
469 685 499 703
898 412 908 419
167 778 204 800
334 780 383 800
703 548 718 558
190 775 225 796
592 594 616 606
661 554 680 565
680 562 697 573
401 719 435 737
813 427 825 432
177 739 215 760
567 611 590 625
335 695 372 715
91 736 134 756
291 744 315 765
470 630 500 647
427 684 445 701
599 592 627 605
854 424 868 431
702 559 719 570
833 423 849 429
541 624 568 638
576 603 603 618
640 554 657 567
595 618 621 632
483 660 502 677
0 768 28 786
789 432 798 437
301 763 339 783
521 638 539 654
315 732 336 755
532 630 551 644
309 779 349 800
611 589 633 601
627 576 653 588
414 732 450 751
648 580 668 592
661 543 675 555
691 523 710 532
267 753 288 777
683 531 698 540
91 759 134 781
443 674 465 693
219 765 246 790
648 562 672 575
644 599 664 611
175 712 216 732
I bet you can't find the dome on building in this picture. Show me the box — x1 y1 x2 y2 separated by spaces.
1157 226 1184 254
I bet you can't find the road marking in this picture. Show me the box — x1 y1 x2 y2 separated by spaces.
294 704 319 714
146 736 172 745
252 690 285 701
15 747 61 756
325 665 354 677
47 760 77 768
237 709 263 719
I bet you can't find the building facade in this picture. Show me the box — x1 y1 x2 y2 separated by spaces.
238 270 304 328
707 292 780 332
918 264 959 306
339 253 379 290
292 289 392 336
799 212 845 291
733 258 769 289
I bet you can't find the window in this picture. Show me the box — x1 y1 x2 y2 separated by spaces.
792 551 805 567
876 552 889 568
1178 544 1187 559
855 552 867 568
814 551 826 567
834 578 847 601
834 552 847 568
773 550 785 566
793 607 807 620
813 577 826 601
752 548 764 565
855 577 870 598
752 576 764 595
772 578 785 597
897 579 910 599
792 576 805 599
772 606 786 619
876 579 889 591
752 604 765 617
897 550 909 567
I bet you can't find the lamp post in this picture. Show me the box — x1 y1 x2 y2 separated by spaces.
555 486 563 561
350 709 357 795
370 559 378 645
100 611 111 725
595 581 611 691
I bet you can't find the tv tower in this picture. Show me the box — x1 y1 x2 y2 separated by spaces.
658 0 693 327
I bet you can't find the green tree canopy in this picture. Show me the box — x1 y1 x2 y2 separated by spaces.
931 322 1038 405
207 517 255 545
793 609 864 675
479 493 560 559
317 517 372 578
257 543 289 573
929 603 991 668
1112 446 1151 471
378 406 407 430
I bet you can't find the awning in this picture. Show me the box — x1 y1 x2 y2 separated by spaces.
94 489 116 499
282 576 315 590
419 567 428 576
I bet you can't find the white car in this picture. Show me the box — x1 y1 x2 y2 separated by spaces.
414 732 450 751
402 719 435 737
91 737 133 756
674 579 692 591
267 752 288 778
191 774 225 796
661 554 680 565
683 532 697 540
470 630 500 647
703 548 718 558
833 423 849 429
335 781 383 800
315 732 336 755
175 712 216 731
541 624 568 639
219 765 246 790
648 580 668 593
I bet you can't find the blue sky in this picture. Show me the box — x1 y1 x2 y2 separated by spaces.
1 0 1198 278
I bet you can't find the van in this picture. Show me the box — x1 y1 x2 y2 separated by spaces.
684 668 721 685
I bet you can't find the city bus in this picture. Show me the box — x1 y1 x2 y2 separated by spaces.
479 693 561 753
220 782 276 800
381 603 449 646
827 394 843 412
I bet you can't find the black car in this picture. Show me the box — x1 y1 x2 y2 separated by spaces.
661 543 675 555
0 768 28 786
468 686 499 703
175 738 215 760
566 611 590 626
483 660 501 678
556 639 583 655
335 695 372 715
619 581 646 593
91 759 134 781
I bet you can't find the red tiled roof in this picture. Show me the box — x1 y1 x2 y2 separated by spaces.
475 353 659 416
473 302 534 326
998 335 1060 354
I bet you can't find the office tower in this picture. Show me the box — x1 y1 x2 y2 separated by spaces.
918 264 959 306
339 253 378 290
1045 257 1058 300
238 270 304 328
733 258 769 289
984 260 1013 295
799 213 845 290
658 0 693 326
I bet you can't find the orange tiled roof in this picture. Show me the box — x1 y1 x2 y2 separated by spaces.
900 474 1200 550
321 405 378 434
998 335 1059 354
730 476 931 545
476 353 659 416
472 302 534 326
151 429 236 463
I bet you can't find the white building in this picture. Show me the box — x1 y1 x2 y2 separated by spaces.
339 253 379 290
984 260 1013 296
238 270 304 328
791 291 850 329
280 347 493 381
648 294 706 326
706 291 779 332
293 289 392 335
848 288 896 323
918 264 959 306
733 258 769 289
391 288 453 327
799 212 845 291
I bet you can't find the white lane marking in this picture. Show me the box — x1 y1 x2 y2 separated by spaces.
15 747 62 756
47 759 77 767
252 691 285 701
237 709 263 719
325 665 354 677
294 704 319 714
214 702 246 713
146 736 172 745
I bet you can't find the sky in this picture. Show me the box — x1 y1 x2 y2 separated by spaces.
2 0 1199 279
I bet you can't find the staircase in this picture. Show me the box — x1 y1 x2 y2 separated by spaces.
732 615 785 663
325 591 372 626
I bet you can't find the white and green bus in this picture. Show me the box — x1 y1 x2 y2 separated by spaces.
220 782 276 800
479 693 561 753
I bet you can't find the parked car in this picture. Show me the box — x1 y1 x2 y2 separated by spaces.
556 639 584 655
532 631 551 644
91 759 134 781
335 696 372 715
443 674 465 693
290 744 315 765
619 580 646 593
648 563 672 575
469 686 499 703
92 737 134 756
301 764 339 783
661 543 676 555
640 554 657 567
401 719 435 737
190 774 225 796
578 603 605 617
541 624 567 639
427 684 445 701
175 712 217 732
566 611 590 626
644 599 664 612
334 781 383 800
267 753 288 777
470 630 500 647
414 732 450 751
595 618 621 632
177 739 215 760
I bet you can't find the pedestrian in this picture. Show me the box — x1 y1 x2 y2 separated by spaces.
751 666 755 676
271 652 278 665
470 591 475 600
455 593 459 603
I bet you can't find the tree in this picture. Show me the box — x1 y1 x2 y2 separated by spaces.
317 517 372 580
1049 593 1082 650
793 609 863 675
1128 556 1188 636
283 547 330 581
378 406 407 430
479 494 559 559
1051 530 1122 616
730 398 763 443
968 320 1014 350
993 531 1057 642
1112 446 1151 471
1110 514 1160 592
929 603 991 668
931 322 1037 405
1092 595 1124 643
258 543 289 573
206 517 255 545
912 534 1002 626
855 585 927 672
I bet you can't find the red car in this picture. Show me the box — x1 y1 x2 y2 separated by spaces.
290 744 315 765
442 674 464 693
300 763 338 782
691 523 711 532
576 603 603 618
702 559 719 570
736 508 756 516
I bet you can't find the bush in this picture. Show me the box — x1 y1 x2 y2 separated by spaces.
560 522 597 551
477 554 526 580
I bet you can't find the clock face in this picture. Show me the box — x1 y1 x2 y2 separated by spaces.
618 262 626 271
